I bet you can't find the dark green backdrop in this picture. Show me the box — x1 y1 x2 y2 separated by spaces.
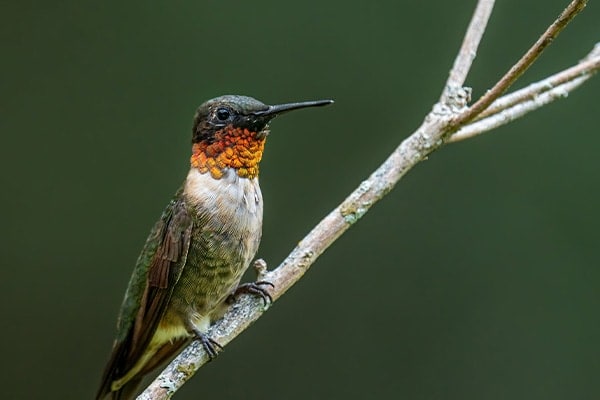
2 1 599 399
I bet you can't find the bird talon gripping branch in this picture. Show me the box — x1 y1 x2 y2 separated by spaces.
195 332 223 360
228 280 275 306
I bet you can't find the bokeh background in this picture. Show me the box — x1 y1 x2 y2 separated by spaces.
2 0 599 399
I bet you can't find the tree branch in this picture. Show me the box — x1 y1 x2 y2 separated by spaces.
137 1 594 398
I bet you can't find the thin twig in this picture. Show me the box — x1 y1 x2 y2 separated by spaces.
450 45 600 142
452 0 588 127
472 43 600 121
451 75 589 142
440 0 495 103
137 1 594 399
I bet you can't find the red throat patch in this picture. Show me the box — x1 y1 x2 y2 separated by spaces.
190 126 266 179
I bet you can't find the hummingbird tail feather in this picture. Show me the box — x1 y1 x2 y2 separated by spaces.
109 378 142 400
96 337 189 399
96 338 129 400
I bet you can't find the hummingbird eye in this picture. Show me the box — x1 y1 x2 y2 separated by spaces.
215 108 232 122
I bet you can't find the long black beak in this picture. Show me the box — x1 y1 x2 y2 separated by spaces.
254 99 334 118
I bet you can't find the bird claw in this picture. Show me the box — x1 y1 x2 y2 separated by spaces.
227 280 275 306
194 332 223 360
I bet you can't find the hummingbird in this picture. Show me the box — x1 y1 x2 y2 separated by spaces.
96 95 333 400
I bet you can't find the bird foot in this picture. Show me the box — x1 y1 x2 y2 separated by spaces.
227 280 275 306
193 330 223 360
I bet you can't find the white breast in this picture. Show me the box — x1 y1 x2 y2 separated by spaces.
183 168 263 236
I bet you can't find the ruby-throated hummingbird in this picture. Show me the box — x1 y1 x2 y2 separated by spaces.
96 95 333 399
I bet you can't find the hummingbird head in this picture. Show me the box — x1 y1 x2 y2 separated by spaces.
190 95 333 179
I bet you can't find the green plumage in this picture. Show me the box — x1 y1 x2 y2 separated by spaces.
115 191 186 342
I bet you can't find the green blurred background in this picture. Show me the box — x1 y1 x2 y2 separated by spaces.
2 0 599 399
